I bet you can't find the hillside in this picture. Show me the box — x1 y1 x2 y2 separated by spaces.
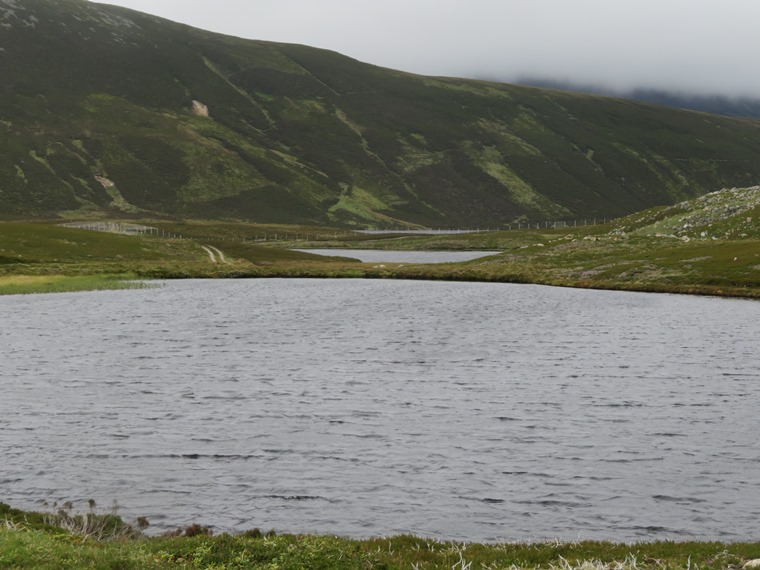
612 185 760 240
2 0 760 226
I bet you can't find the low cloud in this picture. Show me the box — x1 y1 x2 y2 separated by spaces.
93 0 760 98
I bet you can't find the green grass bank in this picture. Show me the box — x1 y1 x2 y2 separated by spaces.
1 186 758 298
1 220 758 299
2 503 760 569
0 274 145 296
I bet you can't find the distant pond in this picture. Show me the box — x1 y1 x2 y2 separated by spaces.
295 249 501 263
1 279 759 542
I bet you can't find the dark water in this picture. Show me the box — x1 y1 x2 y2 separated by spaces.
1 279 759 542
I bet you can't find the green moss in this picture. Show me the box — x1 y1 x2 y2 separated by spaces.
394 138 443 174
466 143 571 217
328 184 393 223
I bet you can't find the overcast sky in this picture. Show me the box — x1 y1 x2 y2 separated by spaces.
91 0 760 98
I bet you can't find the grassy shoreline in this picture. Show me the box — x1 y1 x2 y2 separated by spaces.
0 274 147 296
1 503 759 569
133 261 760 300
6 268 756 299
3 257 758 300
0 206 758 299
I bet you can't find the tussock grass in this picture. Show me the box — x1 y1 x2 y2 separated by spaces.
41 502 142 542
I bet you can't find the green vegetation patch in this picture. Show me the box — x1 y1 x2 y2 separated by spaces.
0 274 145 295
0 193 758 299
328 184 397 224
0 223 201 265
2 503 760 569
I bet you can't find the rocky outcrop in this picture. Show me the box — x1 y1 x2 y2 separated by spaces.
192 100 209 117
94 175 115 188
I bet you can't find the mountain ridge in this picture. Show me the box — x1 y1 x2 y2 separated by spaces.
2 0 760 226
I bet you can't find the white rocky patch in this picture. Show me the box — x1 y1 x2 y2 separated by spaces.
20 13 37 28
0 0 21 23
0 1 38 28
96 12 139 30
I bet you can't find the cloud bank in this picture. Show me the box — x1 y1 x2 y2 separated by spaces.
93 0 760 98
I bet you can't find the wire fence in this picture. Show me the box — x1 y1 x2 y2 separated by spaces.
59 221 177 237
359 219 609 234
58 222 350 242
59 218 610 242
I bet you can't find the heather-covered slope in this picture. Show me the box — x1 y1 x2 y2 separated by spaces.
2 0 760 226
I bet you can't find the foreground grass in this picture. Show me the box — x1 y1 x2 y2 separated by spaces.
2 504 760 570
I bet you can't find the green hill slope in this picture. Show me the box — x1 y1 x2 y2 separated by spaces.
612 185 760 240
2 0 760 226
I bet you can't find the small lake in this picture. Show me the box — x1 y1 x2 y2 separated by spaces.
1 279 759 543
295 249 500 263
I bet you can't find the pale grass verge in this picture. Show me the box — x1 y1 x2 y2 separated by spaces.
0 274 147 295
0 275 56 286
551 554 646 570
454 555 648 570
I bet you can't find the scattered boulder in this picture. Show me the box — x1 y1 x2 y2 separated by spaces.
192 100 209 117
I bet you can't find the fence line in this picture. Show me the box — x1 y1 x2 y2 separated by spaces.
358 219 608 234
59 221 187 240
59 218 610 243
58 222 351 242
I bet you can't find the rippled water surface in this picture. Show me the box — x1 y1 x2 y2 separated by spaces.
2 279 759 542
